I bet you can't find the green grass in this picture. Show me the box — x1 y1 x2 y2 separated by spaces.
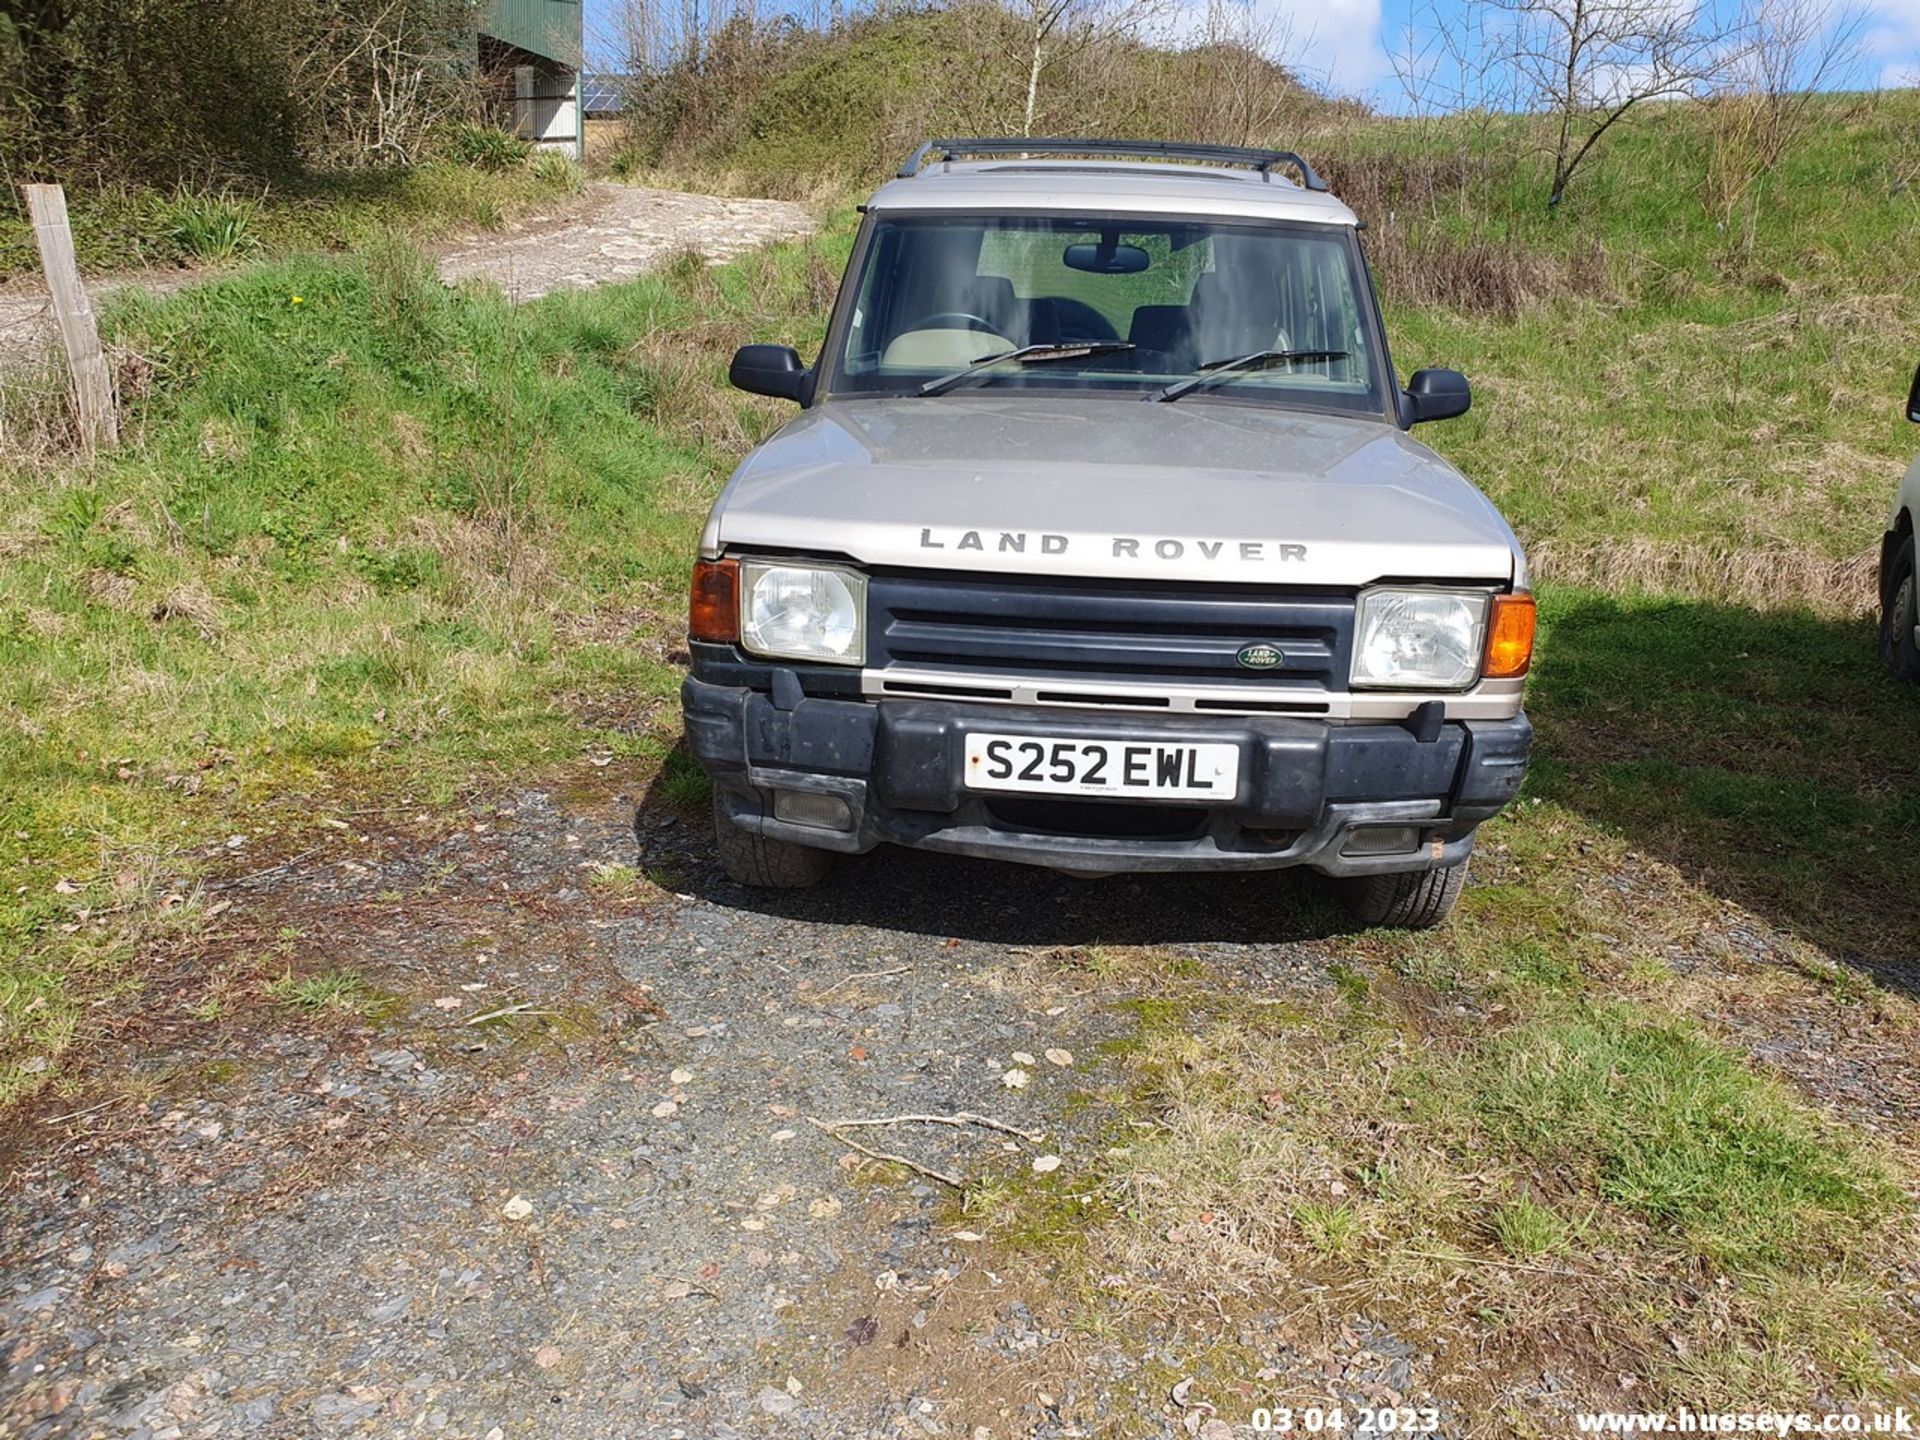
1528 589 1920 969
1490 1195 1567 1260
988 883 1911 1417
0 157 587 279
1368 93 1920 597
267 968 376 1014
0 224 851 1100
1471 1003 1892 1270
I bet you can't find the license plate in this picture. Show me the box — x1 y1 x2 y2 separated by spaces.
963 733 1239 801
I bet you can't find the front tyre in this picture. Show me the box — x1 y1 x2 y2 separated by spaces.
1881 537 1920 683
1338 860 1469 930
710 792 835 888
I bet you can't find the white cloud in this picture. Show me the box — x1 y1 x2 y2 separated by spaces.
1865 0 1920 87
1165 0 1392 99
1260 0 1393 96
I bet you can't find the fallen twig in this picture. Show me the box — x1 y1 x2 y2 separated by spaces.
815 964 910 997
40 1093 132 1127
811 1111 1045 1144
463 1001 556 1027
805 1117 962 1188
206 848 321 891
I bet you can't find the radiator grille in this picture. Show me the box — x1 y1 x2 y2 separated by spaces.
866 572 1355 692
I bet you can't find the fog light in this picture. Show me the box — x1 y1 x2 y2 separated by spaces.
1343 826 1420 856
772 789 852 831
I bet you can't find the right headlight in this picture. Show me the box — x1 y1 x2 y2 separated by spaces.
739 560 867 665
1350 587 1489 690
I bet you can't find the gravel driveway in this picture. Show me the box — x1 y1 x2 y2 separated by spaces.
435 184 815 301
0 772 1387 1439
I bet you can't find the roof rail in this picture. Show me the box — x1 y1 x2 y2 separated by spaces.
894 137 1329 192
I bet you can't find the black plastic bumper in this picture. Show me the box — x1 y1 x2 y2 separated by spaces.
682 676 1532 877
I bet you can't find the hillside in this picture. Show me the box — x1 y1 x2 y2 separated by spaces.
621 6 1342 193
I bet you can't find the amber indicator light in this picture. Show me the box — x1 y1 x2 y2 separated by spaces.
689 558 740 644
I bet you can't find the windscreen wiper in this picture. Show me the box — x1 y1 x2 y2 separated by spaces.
1150 348 1350 403
920 341 1136 396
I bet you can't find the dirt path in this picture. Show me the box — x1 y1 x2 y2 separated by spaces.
0 779 1433 1439
0 182 815 372
436 183 816 301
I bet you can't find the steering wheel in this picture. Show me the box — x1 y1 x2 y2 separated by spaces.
907 311 1002 334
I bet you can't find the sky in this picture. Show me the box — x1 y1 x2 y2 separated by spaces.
581 0 1920 105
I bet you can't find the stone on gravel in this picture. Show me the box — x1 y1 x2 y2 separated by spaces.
758 1384 801 1416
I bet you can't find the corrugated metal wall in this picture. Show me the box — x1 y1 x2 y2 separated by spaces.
480 0 582 65
479 0 584 157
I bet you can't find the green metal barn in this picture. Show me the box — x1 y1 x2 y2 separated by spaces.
479 0 585 158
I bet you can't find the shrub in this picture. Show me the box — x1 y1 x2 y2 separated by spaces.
449 123 534 173
158 189 261 263
530 149 586 193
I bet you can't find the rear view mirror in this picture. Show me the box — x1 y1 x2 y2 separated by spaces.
1402 368 1471 425
1907 363 1920 423
729 344 808 404
1064 242 1149 275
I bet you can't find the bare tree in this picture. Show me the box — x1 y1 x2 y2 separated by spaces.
1008 0 1168 136
1494 0 1736 208
1389 0 1528 218
1704 0 1863 236
1170 0 1303 146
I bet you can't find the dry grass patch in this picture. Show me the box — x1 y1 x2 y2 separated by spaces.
1527 537 1878 615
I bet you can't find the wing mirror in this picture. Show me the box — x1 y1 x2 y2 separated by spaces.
1907 363 1920 423
1401 368 1471 426
729 344 809 404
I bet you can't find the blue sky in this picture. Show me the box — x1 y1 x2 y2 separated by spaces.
581 0 1920 105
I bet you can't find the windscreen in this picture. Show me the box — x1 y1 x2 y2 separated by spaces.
830 214 1387 415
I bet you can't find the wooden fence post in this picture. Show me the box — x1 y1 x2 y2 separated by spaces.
23 183 118 453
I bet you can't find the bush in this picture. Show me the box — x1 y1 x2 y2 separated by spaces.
0 0 477 184
449 123 534 173
158 190 262 263
529 149 586 193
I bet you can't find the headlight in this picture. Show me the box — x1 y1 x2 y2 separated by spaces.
739 561 866 665
1350 588 1488 690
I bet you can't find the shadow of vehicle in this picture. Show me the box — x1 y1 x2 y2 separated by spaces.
1527 589 1920 996
636 746 1356 949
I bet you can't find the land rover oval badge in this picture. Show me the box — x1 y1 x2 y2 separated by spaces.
1236 643 1284 671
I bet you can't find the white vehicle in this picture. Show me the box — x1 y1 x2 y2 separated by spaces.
681 139 1538 928
1882 366 1920 682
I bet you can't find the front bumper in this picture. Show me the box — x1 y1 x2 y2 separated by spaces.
683 676 1532 877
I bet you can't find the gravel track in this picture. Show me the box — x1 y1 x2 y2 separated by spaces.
0 780 1386 1439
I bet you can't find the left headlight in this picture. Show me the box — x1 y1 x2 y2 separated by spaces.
739 560 867 666
1350 587 1488 690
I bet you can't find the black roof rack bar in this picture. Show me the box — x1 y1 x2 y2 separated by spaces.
894 137 1329 192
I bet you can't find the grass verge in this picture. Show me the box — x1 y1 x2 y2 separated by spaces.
0 157 588 279
0 223 849 1103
